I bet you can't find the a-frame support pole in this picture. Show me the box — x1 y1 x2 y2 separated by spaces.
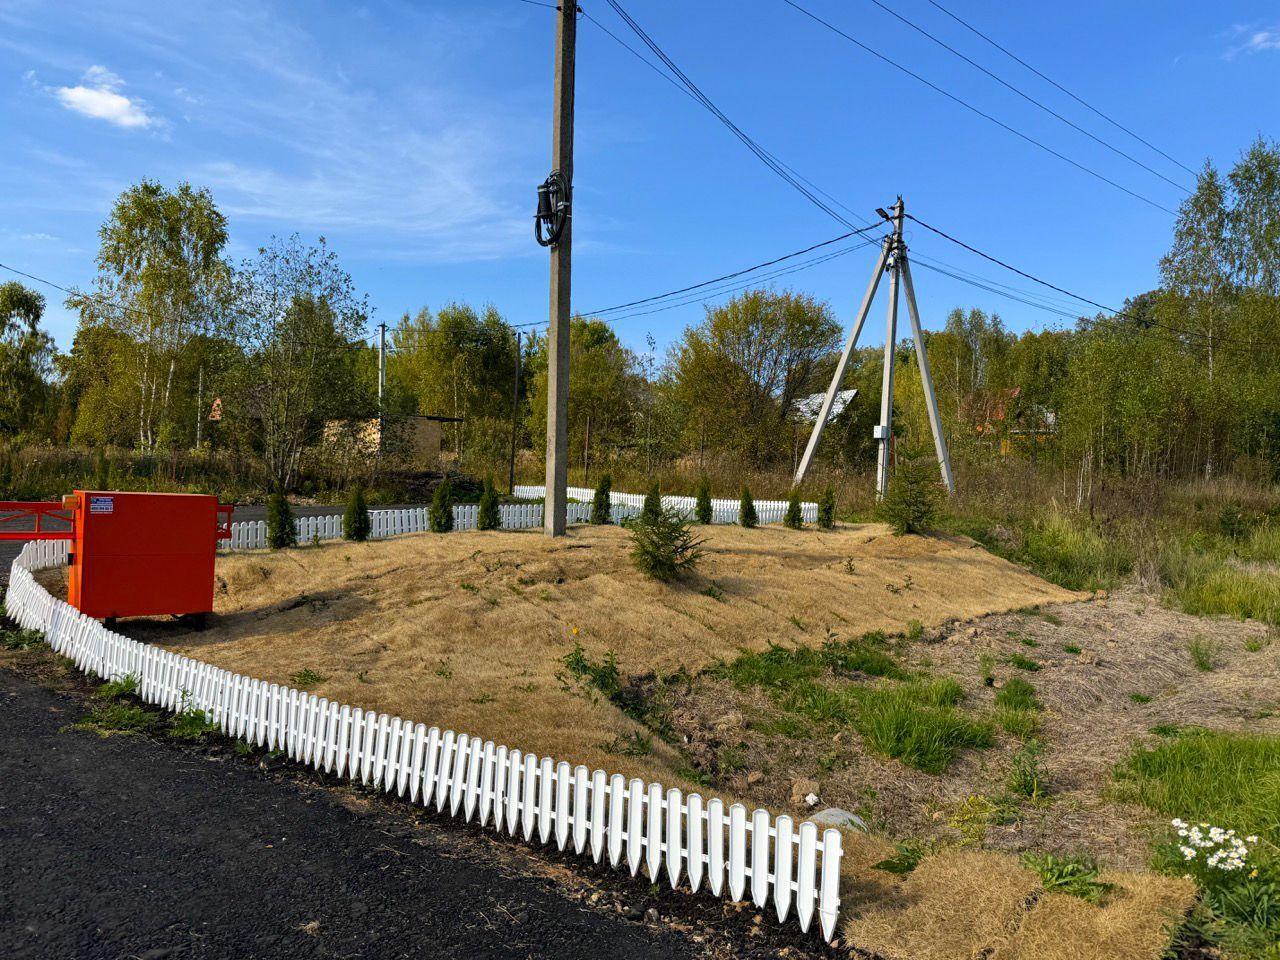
791 234 892 488
875 200 905 499
900 254 956 493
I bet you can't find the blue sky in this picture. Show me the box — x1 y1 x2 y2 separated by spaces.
1 0 1277 358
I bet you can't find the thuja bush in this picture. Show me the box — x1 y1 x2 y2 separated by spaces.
818 486 836 529
343 485 371 542
477 476 500 530
784 490 804 530
739 486 758 528
641 482 663 523
266 492 297 549
591 473 613 525
429 477 455 533
695 477 713 525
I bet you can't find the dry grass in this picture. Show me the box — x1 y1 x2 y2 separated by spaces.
842 849 1194 960
90 522 1073 789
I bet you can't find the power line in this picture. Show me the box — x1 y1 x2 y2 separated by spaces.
860 0 1190 194
903 213 1280 350
778 0 1178 216
921 0 1198 179
0 261 378 353
602 0 865 231
580 224 882 315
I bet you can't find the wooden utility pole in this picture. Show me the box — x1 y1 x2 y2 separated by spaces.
543 0 576 536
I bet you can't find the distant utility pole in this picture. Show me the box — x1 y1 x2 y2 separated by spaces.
377 321 387 429
508 329 523 494
537 0 577 537
792 197 954 499
195 365 204 448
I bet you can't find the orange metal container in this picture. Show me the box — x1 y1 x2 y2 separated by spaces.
65 491 231 620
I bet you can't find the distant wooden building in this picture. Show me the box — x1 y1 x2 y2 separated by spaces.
323 415 461 467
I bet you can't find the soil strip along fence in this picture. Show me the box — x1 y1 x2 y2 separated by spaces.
6 534 843 940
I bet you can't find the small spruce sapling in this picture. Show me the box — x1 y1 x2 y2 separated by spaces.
477 476 500 530
429 477 455 533
739 486 757 529
343 486 371 542
590 473 613 525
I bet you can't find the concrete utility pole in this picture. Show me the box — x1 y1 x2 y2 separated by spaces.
195 365 203 449
791 197 955 498
543 0 576 536
508 329 522 494
874 199 905 499
377 321 387 420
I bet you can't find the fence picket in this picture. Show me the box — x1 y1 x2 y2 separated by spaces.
4 538 842 942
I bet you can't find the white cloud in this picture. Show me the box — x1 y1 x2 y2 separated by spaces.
53 65 155 128
1225 24 1280 58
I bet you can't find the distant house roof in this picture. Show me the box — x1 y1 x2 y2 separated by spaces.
793 389 857 423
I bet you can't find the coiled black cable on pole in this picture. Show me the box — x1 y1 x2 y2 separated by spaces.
534 170 570 246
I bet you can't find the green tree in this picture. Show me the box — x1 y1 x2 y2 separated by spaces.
477 476 501 530
0 282 56 439
266 492 297 549
629 508 705 582
668 289 840 464
695 477 712 524
65 180 230 450
429 476 455 533
224 235 370 491
590 473 613 524
739 486 757 528
343 486 371 542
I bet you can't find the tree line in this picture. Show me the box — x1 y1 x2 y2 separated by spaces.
2 138 1278 496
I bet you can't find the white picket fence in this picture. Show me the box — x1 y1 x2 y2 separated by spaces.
217 482 798 551
4 539 844 939
515 485 818 526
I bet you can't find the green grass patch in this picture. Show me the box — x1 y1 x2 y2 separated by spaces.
1006 653 1041 672
851 682 993 774
1023 852 1113 904
289 668 328 689
68 701 160 737
1007 740 1048 801
1187 636 1218 672
1129 692 1153 704
1114 729 1280 846
1062 642 1082 654
994 677 1040 711
97 674 139 699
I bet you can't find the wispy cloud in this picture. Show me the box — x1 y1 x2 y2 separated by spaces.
1225 24 1280 58
52 65 157 128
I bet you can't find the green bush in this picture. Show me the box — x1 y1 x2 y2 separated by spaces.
784 490 804 530
590 473 613 525
818 486 836 529
343 485 371 542
739 486 757 528
629 508 705 582
477 476 501 530
695 477 712 525
641 482 662 523
266 492 296 549
1023 852 1112 903
429 477 454 533
876 459 939 535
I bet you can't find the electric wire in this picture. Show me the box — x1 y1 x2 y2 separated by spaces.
778 0 1178 216
860 0 1190 193
602 0 866 231
921 0 1198 178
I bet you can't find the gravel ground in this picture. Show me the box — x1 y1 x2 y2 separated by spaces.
0 667 705 960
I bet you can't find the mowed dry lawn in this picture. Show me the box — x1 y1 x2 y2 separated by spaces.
126 522 1076 786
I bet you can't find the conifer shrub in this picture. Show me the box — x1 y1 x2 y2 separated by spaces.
429 477 455 533
343 485 371 542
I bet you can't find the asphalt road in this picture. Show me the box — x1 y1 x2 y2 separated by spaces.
0 668 703 960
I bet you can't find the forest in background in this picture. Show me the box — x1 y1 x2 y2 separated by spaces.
2 139 1280 622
